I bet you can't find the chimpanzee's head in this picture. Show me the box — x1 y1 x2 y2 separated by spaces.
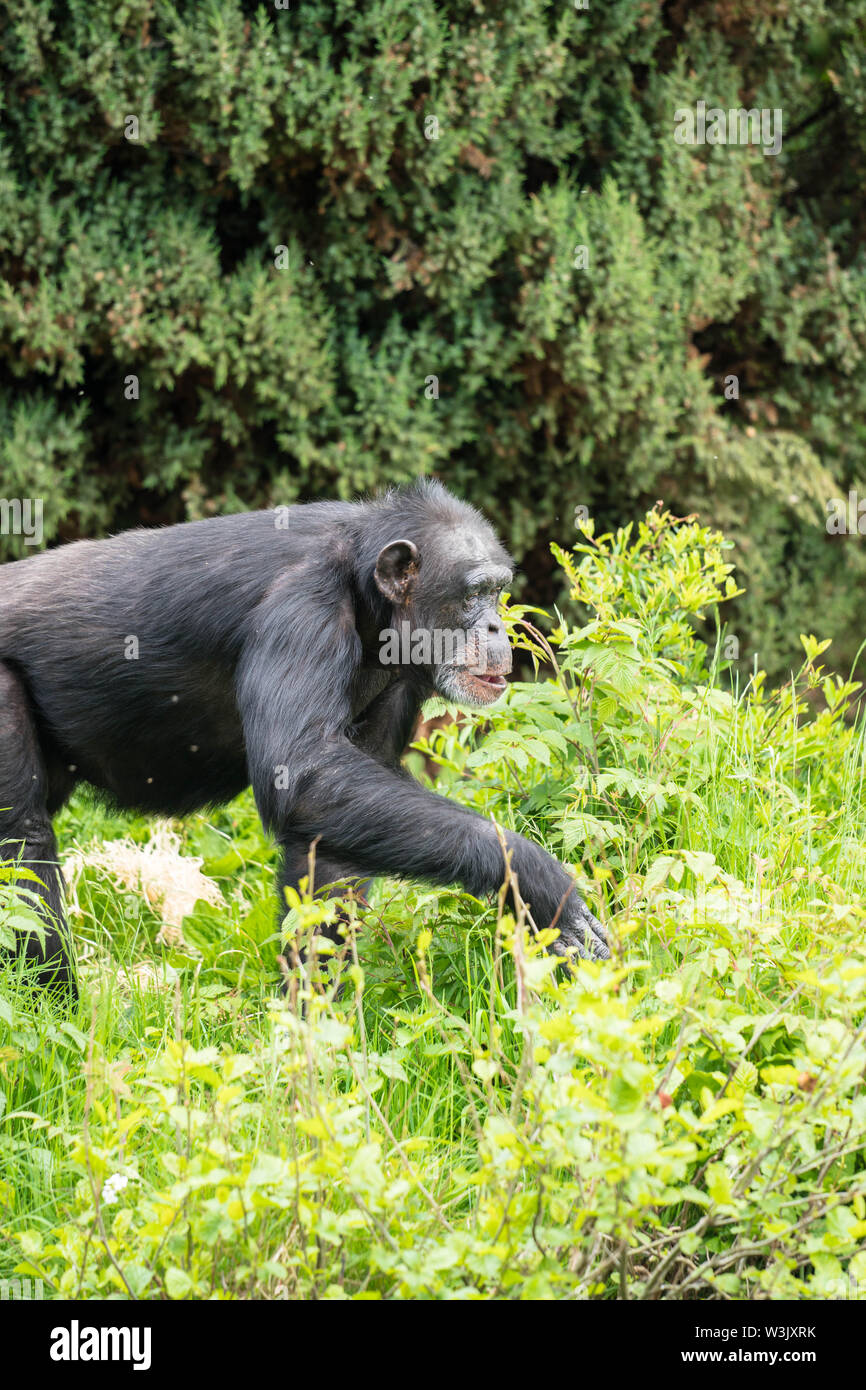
373 488 514 707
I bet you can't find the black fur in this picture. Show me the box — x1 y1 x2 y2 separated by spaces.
0 480 609 996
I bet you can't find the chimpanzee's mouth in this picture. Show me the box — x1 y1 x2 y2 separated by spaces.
436 666 510 706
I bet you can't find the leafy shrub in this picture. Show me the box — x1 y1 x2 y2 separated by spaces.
2 3 866 676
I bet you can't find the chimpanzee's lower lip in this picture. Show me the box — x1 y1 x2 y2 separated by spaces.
475 673 508 689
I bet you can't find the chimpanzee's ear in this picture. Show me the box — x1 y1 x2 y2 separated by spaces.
374 539 421 604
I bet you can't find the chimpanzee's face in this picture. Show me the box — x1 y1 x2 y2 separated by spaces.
429 563 513 707
374 536 513 707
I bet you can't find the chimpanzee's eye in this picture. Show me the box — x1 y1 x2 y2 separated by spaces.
464 583 503 608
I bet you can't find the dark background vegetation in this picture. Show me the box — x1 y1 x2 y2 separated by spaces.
1 0 865 679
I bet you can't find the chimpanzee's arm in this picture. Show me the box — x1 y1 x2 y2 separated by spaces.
282 737 578 919
278 679 422 907
236 590 608 958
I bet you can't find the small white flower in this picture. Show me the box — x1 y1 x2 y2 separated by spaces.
102 1173 130 1206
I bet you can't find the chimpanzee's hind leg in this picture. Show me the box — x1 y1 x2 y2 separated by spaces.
0 661 77 998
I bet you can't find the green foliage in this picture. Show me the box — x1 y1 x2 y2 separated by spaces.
3 512 866 1299
2 3 866 674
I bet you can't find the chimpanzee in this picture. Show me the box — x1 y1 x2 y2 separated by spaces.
0 479 609 997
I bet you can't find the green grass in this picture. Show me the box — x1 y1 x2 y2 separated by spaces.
2 512 866 1300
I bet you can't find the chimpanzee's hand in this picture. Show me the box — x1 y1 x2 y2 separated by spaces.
549 892 611 963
